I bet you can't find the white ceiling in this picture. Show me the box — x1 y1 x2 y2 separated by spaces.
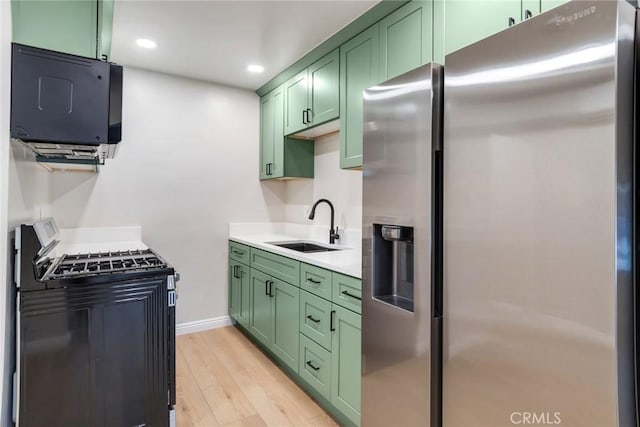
111 1 379 90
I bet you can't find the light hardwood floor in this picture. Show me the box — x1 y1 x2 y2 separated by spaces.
176 326 339 427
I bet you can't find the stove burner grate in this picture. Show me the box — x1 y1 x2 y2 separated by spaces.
46 249 169 280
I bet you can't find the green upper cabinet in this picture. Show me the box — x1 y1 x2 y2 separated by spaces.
260 85 314 180
378 1 432 82
98 0 114 59
443 0 522 56
284 49 340 136
339 25 379 170
541 0 569 12
12 0 114 59
284 70 309 135
260 92 276 180
308 50 340 127
340 1 432 170
521 0 541 20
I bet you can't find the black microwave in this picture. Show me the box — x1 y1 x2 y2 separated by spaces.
10 43 123 147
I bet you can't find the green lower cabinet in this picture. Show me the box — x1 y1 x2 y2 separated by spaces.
271 280 300 373
331 305 362 425
233 243 361 425
332 273 362 314
250 248 300 286
300 263 332 301
249 269 273 348
229 261 241 321
299 290 333 350
232 263 251 328
249 269 300 372
299 334 332 400
339 25 379 169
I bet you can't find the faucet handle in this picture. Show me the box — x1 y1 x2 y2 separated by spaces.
334 227 340 241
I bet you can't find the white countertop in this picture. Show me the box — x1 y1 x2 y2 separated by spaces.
229 223 362 279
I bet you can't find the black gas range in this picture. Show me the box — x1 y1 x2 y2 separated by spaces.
14 219 178 427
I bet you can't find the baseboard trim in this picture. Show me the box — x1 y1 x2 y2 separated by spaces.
176 315 233 336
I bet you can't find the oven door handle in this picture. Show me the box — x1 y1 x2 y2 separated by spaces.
168 287 177 408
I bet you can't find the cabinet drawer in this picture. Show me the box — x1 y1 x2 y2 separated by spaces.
300 263 332 300
332 273 362 314
299 333 332 400
229 241 251 265
250 248 300 286
299 290 332 351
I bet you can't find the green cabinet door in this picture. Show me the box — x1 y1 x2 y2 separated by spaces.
443 0 522 56
340 25 379 169
522 0 541 20
249 269 273 347
229 261 251 328
378 1 432 82
260 85 313 181
541 0 569 12
271 86 286 178
260 93 275 180
284 70 309 135
271 280 300 373
98 0 114 59
237 263 251 328
331 305 361 425
229 260 241 321
308 49 340 127
12 0 98 58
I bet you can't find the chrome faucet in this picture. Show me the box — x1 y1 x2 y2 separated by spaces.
308 199 340 244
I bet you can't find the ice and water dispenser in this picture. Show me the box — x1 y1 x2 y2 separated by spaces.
372 224 415 312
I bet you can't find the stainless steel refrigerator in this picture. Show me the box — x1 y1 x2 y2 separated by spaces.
362 63 443 426
363 1 639 426
443 1 637 426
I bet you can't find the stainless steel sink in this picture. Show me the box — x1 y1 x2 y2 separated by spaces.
269 241 341 253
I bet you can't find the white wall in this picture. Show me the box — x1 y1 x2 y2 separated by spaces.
284 133 362 235
0 2 11 424
49 67 286 325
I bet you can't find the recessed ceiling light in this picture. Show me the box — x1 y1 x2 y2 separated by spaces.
247 64 264 73
136 38 157 49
